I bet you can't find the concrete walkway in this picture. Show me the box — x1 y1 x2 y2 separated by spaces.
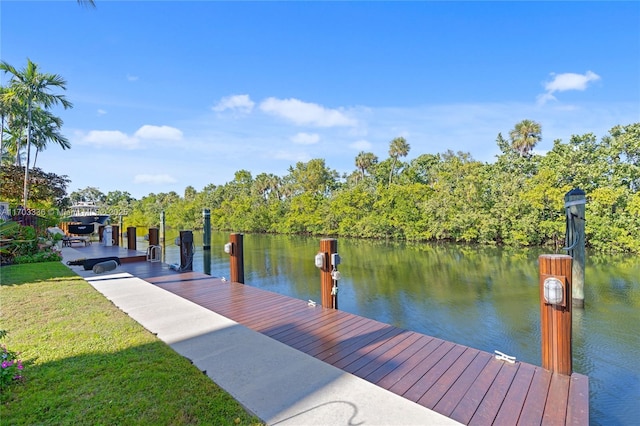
61 247 460 425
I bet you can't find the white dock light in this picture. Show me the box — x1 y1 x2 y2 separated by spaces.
543 277 564 305
224 242 232 254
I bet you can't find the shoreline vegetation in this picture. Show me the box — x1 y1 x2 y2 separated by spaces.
115 123 639 254
0 262 263 425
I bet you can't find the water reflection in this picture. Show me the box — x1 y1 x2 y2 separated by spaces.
146 231 639 425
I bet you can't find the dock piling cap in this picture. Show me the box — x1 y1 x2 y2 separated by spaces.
566 188 585 196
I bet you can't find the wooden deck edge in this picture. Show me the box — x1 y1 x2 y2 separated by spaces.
119 255 148 264
567 373 589 425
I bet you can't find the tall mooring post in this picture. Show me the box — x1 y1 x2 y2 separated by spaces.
127 226 136 250
539 254 573 375
226 233 244 283
564 188 586 308
160 211 166 262
179 230 194 272
203 209 211 250
318 238 339 309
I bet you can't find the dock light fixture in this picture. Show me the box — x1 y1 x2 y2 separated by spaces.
543 277 565 306
224 242 233 254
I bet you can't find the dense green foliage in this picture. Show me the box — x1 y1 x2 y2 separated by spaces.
119 123 639 253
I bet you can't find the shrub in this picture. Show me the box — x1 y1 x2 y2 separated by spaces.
0 330 25 392
13 250 62 264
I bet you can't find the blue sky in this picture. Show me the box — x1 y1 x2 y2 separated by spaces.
2 1 639 200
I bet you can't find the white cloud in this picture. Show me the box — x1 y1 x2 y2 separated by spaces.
212 94 255 114
290 132 320 145
134 125 183 141
260 97 358 127
349 140 373 151
97 109 107 116
133 174 177 184
82 130 140 149
126 74 139 82
538 71 601 104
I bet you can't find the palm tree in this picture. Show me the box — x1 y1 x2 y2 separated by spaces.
355 151 378 182
509 119 542 157
30 108 71 168
0 85 22 167
388 136 410 185
0 59 72 207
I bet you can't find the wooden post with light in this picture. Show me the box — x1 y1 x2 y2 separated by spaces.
318 238 339 309
226 233 244 284
539 254 573 375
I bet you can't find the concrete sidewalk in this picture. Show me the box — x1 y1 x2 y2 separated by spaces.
62 249 459 425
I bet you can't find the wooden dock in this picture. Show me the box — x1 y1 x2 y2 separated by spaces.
72 245 589 425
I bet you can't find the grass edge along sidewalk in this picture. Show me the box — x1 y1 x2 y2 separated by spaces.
0 261 263 425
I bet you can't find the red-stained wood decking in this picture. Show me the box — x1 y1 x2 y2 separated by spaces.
109 258 588 425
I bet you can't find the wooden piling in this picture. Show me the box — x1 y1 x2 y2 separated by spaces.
148 227 159 246
229 233 244 284
111 225 119 246
203 209 211 250
179 230 194 272
320 238 338 309
127 227 136 250
565 188 586 308
160 211 166 262
539 254 572 375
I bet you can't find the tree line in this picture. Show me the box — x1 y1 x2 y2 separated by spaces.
119 122 638 253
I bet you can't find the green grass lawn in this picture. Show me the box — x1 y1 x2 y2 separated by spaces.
0 262 263 425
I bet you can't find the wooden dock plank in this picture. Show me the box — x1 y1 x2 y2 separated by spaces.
104 258 588 426
468 362 519 425
363 334 434 384
418 347 481 409
294 316 377 354
449 358 505 424
388 340 456 396
492 362 536 425
567 373 589 425
543 372 570 424
342 330 415 375
330 327 406 369
517 367 552 426
317 323 399 364
375 337 445 390
355 332 426 380
403 343 467 403
433 350 493 417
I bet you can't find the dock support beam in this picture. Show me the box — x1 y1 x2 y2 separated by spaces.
228 233 244 284
319 238 338 309
564 188 586 308
127 227 136 250
539 254 573 375
203 209 211 250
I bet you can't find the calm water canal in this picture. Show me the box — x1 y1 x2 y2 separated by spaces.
149 231 638 425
